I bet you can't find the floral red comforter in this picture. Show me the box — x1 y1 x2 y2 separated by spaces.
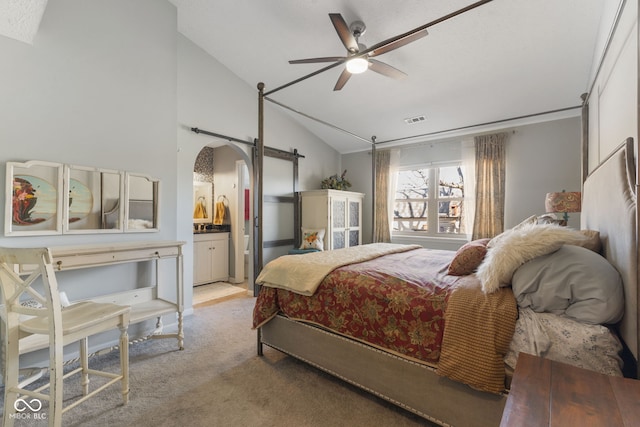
253 247 480 365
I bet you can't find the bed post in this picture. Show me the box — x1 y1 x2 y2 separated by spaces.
256 83 265 284
371 137 377 242
256 82 265 356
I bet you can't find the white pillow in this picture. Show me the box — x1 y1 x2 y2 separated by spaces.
477 223 587 293
300 228 325 250
487 215 536 248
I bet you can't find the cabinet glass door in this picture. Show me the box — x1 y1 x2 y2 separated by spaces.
349 230 359 247
331 198 346 249
349 201 360 226
348 199 361 247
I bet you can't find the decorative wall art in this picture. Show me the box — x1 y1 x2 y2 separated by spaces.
6 160 63 236
5 160 159 236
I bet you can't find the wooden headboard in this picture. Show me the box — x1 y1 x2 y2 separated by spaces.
581 137 639 377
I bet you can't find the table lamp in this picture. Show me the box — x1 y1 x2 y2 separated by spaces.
544 190 581 226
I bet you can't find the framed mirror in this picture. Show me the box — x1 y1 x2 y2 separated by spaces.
5 160 161 235
63 165 124 233
5 160 63 236
193 181 213 224
125 172 159 232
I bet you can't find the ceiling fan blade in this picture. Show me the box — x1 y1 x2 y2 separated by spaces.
289 56 346 64
329 13 359 52
333 68 352 91
370 28 428 57
368 59 407 79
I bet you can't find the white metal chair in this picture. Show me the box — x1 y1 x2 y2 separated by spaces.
0 247 130 427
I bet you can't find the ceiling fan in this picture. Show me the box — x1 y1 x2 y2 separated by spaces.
289 13 428 91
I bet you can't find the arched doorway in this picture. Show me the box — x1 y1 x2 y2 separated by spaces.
192 141 253 294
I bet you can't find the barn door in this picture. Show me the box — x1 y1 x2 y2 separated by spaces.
252 146 302 294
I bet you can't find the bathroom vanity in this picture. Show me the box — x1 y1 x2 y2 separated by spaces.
193 231 229 285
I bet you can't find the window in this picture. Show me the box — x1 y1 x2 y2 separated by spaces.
393 164 466 236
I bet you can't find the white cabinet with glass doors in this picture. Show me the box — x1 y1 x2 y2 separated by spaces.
300 189 364 250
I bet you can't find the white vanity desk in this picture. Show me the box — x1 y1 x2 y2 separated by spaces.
17 240 186 355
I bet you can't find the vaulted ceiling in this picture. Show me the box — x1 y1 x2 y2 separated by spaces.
169 0 606 153
1 0 606 154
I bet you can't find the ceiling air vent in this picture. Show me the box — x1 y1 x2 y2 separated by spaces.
404 115 426 125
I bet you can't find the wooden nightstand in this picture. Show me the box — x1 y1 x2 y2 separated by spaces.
500 353 640 426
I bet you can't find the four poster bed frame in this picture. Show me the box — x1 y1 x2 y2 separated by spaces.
249 11 639 426
254 91 639 426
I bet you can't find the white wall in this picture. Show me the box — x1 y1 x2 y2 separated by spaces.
342 116 583 249
587 0 637 170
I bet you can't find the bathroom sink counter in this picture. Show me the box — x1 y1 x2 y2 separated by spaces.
193 232 229 285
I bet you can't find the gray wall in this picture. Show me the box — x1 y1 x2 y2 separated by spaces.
0 0 178 245
504 118 582 228
342 116 583 249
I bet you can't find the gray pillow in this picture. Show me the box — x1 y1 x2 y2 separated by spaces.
512 245 624 324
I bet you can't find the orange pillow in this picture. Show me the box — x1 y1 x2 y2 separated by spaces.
448 238 491 276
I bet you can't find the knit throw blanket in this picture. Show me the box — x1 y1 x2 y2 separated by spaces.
256 243 421 296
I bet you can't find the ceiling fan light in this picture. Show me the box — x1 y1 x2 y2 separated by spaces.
346 57 369 74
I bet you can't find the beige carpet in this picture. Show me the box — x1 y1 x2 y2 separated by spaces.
1 297 435 427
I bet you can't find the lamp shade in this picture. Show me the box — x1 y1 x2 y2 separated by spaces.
545 191 582 213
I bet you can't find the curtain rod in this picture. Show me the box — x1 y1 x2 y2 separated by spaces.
191 127 255 146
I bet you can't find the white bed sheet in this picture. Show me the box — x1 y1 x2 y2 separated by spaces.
505 307 623 377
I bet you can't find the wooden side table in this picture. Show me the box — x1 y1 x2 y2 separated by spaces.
500 353 640 426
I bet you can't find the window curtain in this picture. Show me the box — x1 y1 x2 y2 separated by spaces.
472 132 507 239
461 138 476 240
374 150 391 242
